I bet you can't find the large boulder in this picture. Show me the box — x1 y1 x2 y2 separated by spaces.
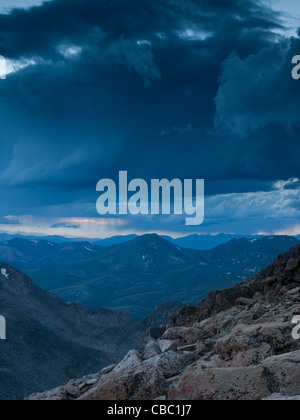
161 327 204 344
141 338 162 360
216 322 295 366
79 364 167 400
169 351 300 400
144 351 197 379
196 308 238 338
113 350 143 373
158 339 183 353
169 363 269 400
27 374 101 400
261 351 300 397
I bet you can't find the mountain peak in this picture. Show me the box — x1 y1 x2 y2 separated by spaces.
121 233 181 253
0 262 34 291
131 233 167 244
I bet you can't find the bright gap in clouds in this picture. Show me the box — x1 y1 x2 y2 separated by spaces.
0 215 186 239
263 0 300 36
1 180 300 238
0 0 51 14
5 58 38 75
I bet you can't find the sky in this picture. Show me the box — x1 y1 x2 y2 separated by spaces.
0 0 300 239
0 0 50 13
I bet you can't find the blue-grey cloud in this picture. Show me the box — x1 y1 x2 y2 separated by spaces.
215 35 300 137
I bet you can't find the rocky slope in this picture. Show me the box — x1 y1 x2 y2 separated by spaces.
0 263 181 400
29 244 300 400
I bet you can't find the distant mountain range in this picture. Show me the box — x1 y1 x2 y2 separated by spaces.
2 232 298 250
0 262 182 400
0 233 92 244
93 233 255 249
21 234 298 320
93 235 138 247
0 238 102 269
162 234 261 250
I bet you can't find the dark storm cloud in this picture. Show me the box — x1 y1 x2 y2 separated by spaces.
213 32 300 191
0 0 281 58
215 34 300 137
0 0 283 190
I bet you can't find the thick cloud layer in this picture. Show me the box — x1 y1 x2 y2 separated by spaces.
0 0 299 237
0 0 281 57
215 35 300 136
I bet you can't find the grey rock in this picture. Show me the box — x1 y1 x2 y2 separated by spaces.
79 364 167 401
158 339 183 353
177 344 197 352
142 339 162 360
169 351 300 400
100 365 116 375
216 322 296 366
145 351 197 379
235 297 254 306
161 327 204 344
113 350 143 373
169 362 269 400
